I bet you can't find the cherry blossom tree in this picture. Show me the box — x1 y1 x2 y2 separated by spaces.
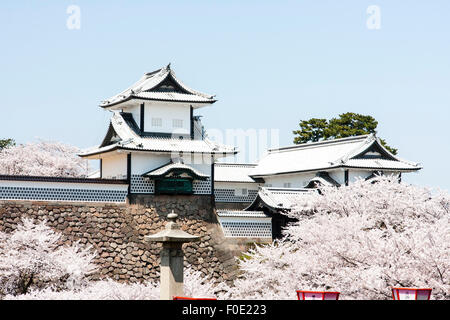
0 218 228 300
228 177 449 300
2 178 448 300
183 267 231 299
0 140 88 177
4 279 160 300
4 266 230 300
0 218 97 296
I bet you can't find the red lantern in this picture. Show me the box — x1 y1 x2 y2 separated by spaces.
173 296 217 300
296 290 340 300
391 288 432 300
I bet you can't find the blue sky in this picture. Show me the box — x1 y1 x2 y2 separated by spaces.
0 1 449 191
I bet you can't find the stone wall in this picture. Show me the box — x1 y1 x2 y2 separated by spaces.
0 195 239 284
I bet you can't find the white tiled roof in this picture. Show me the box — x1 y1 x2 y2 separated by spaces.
216 210 267 218
343 158 419 170
250 187 315 210
100 65 216 107
80 144 120 157
250 135 421 177
80 112 237 157
214 163 257 183
143 161 209 179
132 91 214 103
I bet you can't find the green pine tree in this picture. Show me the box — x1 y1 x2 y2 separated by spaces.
293 113 398 155
0 138 15 150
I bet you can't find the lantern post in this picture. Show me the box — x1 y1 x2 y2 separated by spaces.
145 211 200 300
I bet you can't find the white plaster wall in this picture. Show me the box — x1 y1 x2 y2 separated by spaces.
102 154 128 179
97 151 214 179
384 170 401 177
218 216 272 238
127 104 141 130
262 169 377 187
216 168 403 190
131 153 171 175
349 169 401 182
180 153 214 168
130 153 212 177
215 182 259 191
190 162 211 176
329 170 345 185
263 172 316 188
349 169 372 182
144 103 190 135
0 179 128 191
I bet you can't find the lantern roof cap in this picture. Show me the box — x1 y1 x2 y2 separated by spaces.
145 211 200 243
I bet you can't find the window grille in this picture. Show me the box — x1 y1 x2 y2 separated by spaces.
130 175 155 193
215 188 258 203
234 188 248 197
172 119 183 128
192 180 211 194
130 175 210 195
0 186 127 203
219 219 272 238
152 118 162 127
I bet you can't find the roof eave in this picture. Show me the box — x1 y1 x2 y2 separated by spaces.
250 165 342 179
80 145 237 158
268 135 371 153
244 194 287 212
341 165 422 172
142 162 209 181
78 145 120 158
100 95 217 109
214 180 257 183
250 163 422 178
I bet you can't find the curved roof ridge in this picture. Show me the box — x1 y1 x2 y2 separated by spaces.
244 186 315 211
333 134 376 164
204 137 238 153
341 135 420 167
80 111 238 157
100 68 168 106
142 161 209 180
268 134 371 154
215 162 258 167
111 111 140 142
169 69 215 99
371 136 420 166
100 65 216 107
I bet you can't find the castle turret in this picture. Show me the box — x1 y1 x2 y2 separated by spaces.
80 65 237 197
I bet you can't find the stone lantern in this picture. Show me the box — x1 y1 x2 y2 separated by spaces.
145 210 200 300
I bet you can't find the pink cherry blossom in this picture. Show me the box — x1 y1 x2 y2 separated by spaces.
229 177 449 300
0 140 88 177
